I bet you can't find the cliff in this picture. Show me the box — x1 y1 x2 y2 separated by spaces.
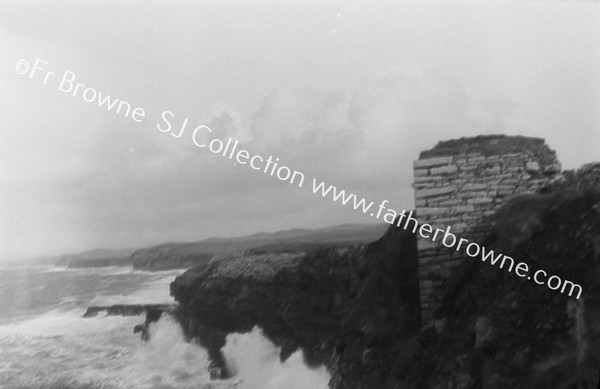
168 187 600 388
132 223 387 271
157 133 600 389
170 224 421 387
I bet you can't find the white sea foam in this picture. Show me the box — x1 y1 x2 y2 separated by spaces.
88 272 180 306
0 267 329 389
222 327 331 389
0 310 220 388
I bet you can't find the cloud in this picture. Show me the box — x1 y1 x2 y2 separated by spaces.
2 0 597 258
0 54 519 259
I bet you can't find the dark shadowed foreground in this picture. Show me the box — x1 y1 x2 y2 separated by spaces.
166 184 600 388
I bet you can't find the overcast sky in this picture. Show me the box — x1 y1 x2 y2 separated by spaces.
1 0 598 260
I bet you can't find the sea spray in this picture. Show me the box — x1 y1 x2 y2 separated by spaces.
222 326 330 389
0 266 330 389
136 315 213 387
0 267 215 389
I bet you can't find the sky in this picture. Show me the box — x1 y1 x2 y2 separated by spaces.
0 0 598 260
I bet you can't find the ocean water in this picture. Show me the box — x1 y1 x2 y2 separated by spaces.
0 265 330 389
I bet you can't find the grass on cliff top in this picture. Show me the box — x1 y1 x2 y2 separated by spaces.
206 252 304 281
420 134 556 165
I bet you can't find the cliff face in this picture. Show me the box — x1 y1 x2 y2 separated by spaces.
170 224 421 388
169 189 600 388
165 132 600 389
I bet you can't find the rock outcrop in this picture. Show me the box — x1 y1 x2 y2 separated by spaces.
170 225 420 387
83 303 177 318
168 188 600 388
83 304 177 341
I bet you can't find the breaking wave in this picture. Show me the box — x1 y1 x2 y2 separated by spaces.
0 267 330 389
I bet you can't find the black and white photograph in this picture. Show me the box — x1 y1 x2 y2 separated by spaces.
1 1 599 388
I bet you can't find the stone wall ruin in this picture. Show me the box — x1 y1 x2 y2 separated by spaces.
413 135 562 324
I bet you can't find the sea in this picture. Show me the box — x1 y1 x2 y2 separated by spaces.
0 264 330 389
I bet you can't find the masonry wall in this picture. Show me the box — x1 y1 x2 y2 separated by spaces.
413 136 562 325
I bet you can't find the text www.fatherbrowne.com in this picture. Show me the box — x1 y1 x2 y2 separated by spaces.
17 57 583 300
312 179 583 300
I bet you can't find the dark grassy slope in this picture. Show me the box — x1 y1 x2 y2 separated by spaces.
398 190 600 388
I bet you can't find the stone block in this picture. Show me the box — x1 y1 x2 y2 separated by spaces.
417 240 440 251
496 174 515 179
525 161 540 172
452 223 468 233
468 198 494 205
417 207 447 216
414 176 443 183
453 205 475 213
485 166 502 175
413 182 436 190
468 156 485 164
497 190 513 197
414 168 429 177
434 217 464 225
418 279 435 289
489 185 516 191
461 183 488 192
459 165 479 172
484 156 502 164
457 192 485 200
544 163 561 173
438 199 460 206
428 196 451 204
529 178 547 185
474 177 498 184
430 165 458 175
429 223 450 231
415 186 457 199
414 156 453 168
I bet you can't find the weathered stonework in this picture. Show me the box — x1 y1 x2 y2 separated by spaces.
556 162 600 193
413 135 562 324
